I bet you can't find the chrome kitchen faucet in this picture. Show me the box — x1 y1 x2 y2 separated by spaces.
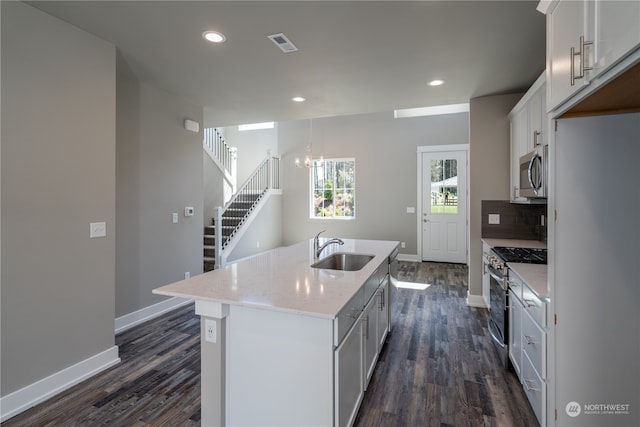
313 230 344 258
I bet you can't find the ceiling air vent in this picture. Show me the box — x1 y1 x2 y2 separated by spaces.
268 33 298 53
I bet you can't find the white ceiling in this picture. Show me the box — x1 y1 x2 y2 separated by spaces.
29 1 546 127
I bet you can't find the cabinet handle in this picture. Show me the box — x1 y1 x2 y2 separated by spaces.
378 289 385 311
524 335 537 345
362 315 369 339
570 35 593 86
524 379 540 392
347 307 360 319
533 130 541 147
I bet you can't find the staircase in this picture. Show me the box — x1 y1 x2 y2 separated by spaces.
203 192 262 272
202 128 280 272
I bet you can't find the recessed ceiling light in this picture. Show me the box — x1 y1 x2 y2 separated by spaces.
202 31 226 43
429 79 444 86
292 96 306 103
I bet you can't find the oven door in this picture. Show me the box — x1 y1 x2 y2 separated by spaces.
488 267 507 344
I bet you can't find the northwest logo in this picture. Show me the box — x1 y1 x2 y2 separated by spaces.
566 401 582 417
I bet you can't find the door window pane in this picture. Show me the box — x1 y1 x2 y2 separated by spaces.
430 159 458 214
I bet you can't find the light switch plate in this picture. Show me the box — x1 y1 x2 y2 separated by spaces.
90 222 106 238
172 213 178 224
488 214 500 225
406 207 416 214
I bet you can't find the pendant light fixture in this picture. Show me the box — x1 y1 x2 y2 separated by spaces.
295 119 314 168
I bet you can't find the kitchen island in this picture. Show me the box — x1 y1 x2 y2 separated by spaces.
154 238 399 427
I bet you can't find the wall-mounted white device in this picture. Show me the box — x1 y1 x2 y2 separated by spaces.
184 207 195 217
184 119 200 133
90 222 106 238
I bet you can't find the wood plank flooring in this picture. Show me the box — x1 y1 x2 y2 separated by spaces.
2 262 539 427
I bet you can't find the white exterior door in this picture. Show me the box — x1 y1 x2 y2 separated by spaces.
420 150 467 263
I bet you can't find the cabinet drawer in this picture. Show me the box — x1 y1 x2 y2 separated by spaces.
335 287 364 346
363 264 383 303
522 310 545 377
521 283 546 327
522 352 545 426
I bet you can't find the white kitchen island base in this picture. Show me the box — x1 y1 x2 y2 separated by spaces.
154 238 399 427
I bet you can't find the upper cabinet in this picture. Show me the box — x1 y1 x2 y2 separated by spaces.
544 0 640 112
509 72 546 203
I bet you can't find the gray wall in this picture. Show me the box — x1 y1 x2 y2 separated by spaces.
116 62 204 317
468 93 522 298
278 111 469 255
223 125 278 185
1 1 116 394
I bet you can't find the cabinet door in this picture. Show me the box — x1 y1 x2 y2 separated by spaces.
527 87 543 151
548 0 590 111
363 296 378 388
335 320 363 427
376 280 389 350
509 293 523 378
594 0 640 73
510 108 528 202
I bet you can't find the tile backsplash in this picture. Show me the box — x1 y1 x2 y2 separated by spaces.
481 200 547 241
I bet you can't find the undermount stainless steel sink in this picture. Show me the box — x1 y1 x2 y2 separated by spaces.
311 252 375 271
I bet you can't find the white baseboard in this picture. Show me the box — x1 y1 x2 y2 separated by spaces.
115 296 193 334
397 253 419 262
466 291 488 308
0 346 120 423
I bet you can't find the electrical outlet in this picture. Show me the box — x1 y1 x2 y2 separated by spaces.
401 242 406 248
488 214 500 225
184 272 190 280
205 319 216 343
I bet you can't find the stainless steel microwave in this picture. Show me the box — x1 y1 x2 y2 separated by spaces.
519 145 547 198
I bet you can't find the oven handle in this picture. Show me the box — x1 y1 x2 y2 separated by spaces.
488 320 505 349
488 269 506 287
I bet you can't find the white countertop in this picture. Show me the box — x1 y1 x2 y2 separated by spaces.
508 262 548 299
153 238 399 319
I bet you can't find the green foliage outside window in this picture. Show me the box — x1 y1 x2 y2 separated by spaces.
311 159 355 219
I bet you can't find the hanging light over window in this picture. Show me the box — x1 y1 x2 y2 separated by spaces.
296 119 314 168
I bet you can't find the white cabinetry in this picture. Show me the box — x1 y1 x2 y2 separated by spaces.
508 277 523 377
364 276 389 388
335 314 364 427
545 0 640 112
509 72 546 202
336 264 390 427
508 269 547 426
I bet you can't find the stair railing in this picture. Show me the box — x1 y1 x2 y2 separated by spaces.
204 128 237 197
214 152 281 268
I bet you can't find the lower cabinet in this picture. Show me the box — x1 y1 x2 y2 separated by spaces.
336 275 390 427
508 270 547 426
335 316 364 427
509 289 523 377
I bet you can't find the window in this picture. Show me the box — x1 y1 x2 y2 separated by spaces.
430 158 458 214
310 158 355 219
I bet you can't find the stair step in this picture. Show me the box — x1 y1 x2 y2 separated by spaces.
204 245 215 257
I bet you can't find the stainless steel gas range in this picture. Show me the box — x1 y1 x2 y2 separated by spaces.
484 246 547 369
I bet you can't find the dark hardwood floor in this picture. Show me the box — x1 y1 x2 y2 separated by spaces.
2 262 538 426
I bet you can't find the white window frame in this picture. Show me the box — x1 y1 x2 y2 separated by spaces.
309 157 356 220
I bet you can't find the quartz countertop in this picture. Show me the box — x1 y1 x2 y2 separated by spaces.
153 238 399 319
508 262 548 299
